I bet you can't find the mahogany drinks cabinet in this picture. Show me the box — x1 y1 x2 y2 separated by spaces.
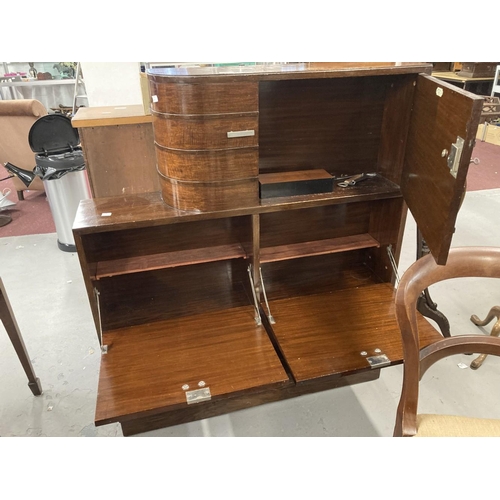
72 63 483 435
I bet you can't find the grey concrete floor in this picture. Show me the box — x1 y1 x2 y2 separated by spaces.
1 189 499 438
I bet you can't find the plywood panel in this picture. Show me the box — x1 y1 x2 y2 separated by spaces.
79 123 159 198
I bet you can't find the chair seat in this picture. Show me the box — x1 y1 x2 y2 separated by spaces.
415 414 500 437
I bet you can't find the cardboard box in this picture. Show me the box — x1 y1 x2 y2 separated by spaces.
477 123 500 146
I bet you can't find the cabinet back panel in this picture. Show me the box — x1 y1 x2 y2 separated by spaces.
99 260 252 331
258 77 390 175
261 251 379 301
260 203 371 248
82 216 252 263
377 74 417 184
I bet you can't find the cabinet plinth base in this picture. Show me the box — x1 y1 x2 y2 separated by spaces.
118 369 381 436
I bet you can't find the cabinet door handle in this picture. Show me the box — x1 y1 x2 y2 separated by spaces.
227 129 255 138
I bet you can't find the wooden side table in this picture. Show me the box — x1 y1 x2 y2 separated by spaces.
71 105 159 198
0 277 42 396
432 71 494 95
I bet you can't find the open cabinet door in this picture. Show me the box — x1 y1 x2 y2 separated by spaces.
401 74 483 265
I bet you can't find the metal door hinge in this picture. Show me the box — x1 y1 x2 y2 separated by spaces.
361 348 391 368
366 353 391 368
186 387 211 404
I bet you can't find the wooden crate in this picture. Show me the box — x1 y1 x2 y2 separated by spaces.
477 123 500 146
458 63 498 78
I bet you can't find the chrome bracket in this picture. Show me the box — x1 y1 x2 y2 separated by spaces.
186 387 211 404
386 244 401 286
93 287 108 354
259 267 275 324
247 264 276 325
447 136 464 178
247 265 262 325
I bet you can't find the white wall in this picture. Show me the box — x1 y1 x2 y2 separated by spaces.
80 62 143 107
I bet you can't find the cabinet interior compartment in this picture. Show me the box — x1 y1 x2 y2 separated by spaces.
258 251 441 384
80 215 292 427
88 241 289 427
83 215 253 280
258 73 416 185
255 196 436 384
96 259 253 332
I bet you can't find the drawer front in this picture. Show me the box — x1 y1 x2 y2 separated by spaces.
159 174 259 212
155 145 258 182
152 112 259 149
149 81 259 115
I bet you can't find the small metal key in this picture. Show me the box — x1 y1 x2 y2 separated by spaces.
337 172 377 188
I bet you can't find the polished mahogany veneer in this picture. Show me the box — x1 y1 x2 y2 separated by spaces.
149 73 261 211
74 63 482 435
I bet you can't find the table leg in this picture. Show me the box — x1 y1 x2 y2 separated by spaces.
470 306 500 369
0 278 42 396
416 228 451 337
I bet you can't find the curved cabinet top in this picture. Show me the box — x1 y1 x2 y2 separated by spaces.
147 62 432 83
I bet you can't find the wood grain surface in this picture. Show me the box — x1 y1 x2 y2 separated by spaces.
401 74 483 264
155 145 259 181
159 175 259 211
95 305 289 425
79 124 159 198
73 178 402 235
71 63 485 435
258 77 388 174
260 234 380 263
152 111 259 149
147 62 431 84
149 81 258 114
72 105 152 127
97 259 252 331
266 283 442 382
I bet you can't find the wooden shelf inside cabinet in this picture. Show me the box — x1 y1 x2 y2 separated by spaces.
94 243 248 280
258 175 402 211
260 234 380 264
73 175 403 234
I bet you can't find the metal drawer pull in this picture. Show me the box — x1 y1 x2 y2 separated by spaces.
227 129 255 138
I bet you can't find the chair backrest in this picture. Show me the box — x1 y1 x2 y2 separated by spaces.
0 99 47 171
492 65 500 97
394 247 500 437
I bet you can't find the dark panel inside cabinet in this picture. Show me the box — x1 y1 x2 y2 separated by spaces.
97 259 253 331
259 169 334 198
258 76 390 175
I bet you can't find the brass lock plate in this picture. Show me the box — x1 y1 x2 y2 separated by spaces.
447 136 464 178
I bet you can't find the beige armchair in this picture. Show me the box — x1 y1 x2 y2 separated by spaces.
0 99 46 200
